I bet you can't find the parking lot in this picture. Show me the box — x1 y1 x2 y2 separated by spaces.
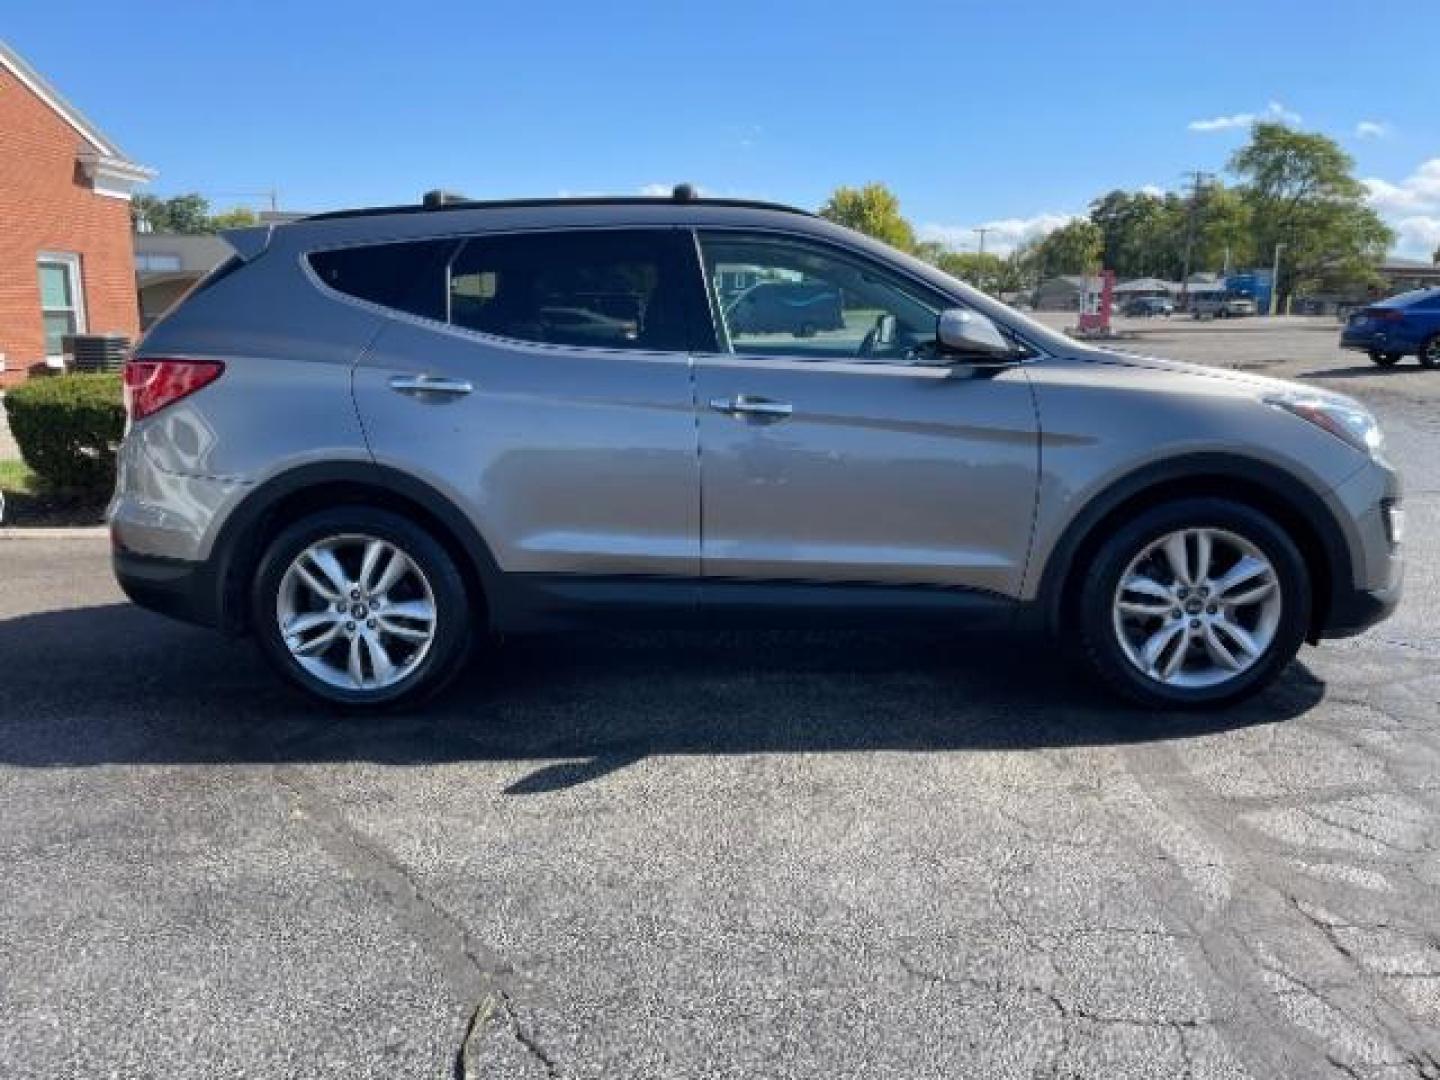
2 318 1438 1078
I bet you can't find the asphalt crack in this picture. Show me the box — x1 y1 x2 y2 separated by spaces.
455 991 561 1080
270 767 556 1079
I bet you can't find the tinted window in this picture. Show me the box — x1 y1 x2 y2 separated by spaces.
447 230 689 351
309 240 455 321
698 232 941 363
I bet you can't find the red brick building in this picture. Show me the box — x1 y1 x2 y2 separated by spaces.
0 40 153 387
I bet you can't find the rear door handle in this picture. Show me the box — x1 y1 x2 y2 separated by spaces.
389 374 473 397
708 394 793 420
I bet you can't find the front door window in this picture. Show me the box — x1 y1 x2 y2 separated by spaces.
699 233 940 363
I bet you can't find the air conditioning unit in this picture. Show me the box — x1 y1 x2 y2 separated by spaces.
62 333 130 373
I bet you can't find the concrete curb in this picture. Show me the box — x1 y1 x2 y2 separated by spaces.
0 526 108 540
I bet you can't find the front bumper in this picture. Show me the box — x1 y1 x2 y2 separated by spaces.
1321 578 1402 639
1314 459 1403 640
1339 330 1381 352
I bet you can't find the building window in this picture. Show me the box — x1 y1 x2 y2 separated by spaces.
37 253 86 359
135 252 183 272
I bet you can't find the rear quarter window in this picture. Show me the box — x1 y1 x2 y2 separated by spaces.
308 239 457 322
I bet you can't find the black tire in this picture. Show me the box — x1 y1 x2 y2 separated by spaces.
1369 350 1402 368
1075 498 1310 710
1420 336 1440 369
250 507 473 710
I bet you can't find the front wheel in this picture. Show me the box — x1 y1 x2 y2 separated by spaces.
1369 350 1402 368
251 508 473 710
1076 499 1310 709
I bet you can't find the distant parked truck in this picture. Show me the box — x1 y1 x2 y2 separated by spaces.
726 282 845 337
1191 292 1257 319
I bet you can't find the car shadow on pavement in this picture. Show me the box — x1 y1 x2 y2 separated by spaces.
1299 365 1433 380
0 603 1325 790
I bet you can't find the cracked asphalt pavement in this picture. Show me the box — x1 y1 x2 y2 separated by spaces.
2 318 1438 1078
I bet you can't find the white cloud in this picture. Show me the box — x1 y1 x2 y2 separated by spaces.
1139 184 1166 198
638 183 673 197
1364 159 1440 257
919 212 1078 257
1391 216 1440 259
1365 159 1440 215
1189 100 1301 133
1355 120 1391 139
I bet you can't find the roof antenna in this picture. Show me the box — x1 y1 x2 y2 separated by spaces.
672 183 699 202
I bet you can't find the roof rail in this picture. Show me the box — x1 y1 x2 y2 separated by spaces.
302 183 812 223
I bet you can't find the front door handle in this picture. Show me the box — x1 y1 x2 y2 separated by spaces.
708 394 793 420
389 374 473 397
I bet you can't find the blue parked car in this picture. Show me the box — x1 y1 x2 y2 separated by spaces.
1340 287 1440 368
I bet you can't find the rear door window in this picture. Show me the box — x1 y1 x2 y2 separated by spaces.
446 229 692 352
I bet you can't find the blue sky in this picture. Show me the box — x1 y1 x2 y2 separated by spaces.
9 1 1440 256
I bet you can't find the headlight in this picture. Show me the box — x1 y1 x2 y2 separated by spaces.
1265 394 1384 457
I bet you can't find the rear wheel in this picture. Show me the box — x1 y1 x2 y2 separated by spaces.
1076 499 1309 709
251 507 472 710
1420 336 1440 369
1369 350 1402 368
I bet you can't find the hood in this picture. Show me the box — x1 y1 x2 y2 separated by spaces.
1079 347 1363 409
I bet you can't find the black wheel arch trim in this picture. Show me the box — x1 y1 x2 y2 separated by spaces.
1031 452 1355 639
204 460 505 634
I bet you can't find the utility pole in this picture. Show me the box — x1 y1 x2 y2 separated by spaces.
1179 170 1216 308
973 227 996 293
1270 242 1286 317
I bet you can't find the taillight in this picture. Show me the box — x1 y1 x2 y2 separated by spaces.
123 358 225 421
1365 308 1405 322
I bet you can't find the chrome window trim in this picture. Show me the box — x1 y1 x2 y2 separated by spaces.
297 219 1053 366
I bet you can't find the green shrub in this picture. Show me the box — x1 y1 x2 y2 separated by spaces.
3 374 125 493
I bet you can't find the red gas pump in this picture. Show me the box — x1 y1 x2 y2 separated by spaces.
1077 270 1115 334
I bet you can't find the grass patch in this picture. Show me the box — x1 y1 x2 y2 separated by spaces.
0 456 107 526
0 458 36 495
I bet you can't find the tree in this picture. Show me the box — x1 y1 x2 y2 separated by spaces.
911 240 948 265
1090 190 1176 278
208 207 259 230
1192 185 1254 275
818 184 916 252
935 251 1026 295
1229 123 1393 303
1032 219 1103 276
131 193 258 234
1086 186 1253 281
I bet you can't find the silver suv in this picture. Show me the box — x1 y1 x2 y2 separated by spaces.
112 188 1402 710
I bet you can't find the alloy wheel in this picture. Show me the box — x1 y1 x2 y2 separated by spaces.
276 534 437 692
1111 527 1283 690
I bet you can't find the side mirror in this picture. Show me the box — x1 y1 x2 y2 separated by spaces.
873 312 896 347
935 308 1017 361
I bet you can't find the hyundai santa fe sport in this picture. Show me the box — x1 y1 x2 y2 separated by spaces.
111 187 1404 711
